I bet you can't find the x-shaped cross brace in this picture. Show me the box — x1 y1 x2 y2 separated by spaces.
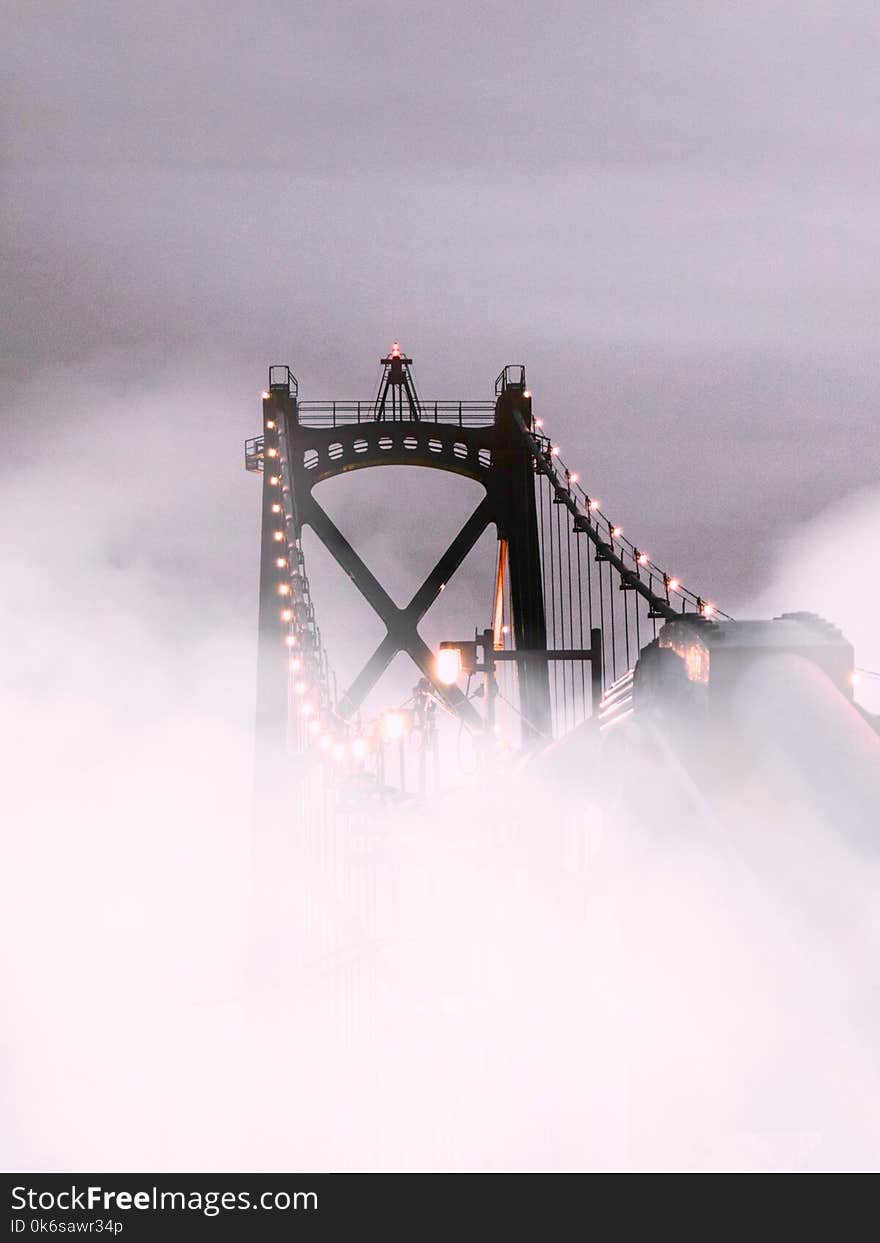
298 492 492 729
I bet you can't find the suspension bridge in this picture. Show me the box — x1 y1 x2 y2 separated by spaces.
246 346 727 784
244 345 879 1020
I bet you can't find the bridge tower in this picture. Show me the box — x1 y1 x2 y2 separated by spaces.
245 345 726 788
248 349 554 767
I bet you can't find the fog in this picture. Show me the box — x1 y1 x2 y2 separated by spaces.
2 375 880 1172
4 1 880 1173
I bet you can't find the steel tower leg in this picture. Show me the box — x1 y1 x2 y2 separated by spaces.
254 387 297 780
492 382 552 746
250 384 301 998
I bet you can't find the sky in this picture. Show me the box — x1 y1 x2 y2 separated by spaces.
4 0 880 626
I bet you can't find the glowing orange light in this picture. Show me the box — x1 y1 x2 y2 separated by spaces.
701 602 716 619
849 670 862 687
436 648 462 686
383 712 406 741
269 475 280 486
611 526 623 539
266 420 275 430
267 447 278 458
390 342 401 358
285 635 298 648
637 552 649 566
261 390 270 400
551 445 561 456
273 530 284 542
275 557 287 569
534 418 544 429
280 608 293 622
569 472 579 484
667 577 680 593
588 498 600 511
278 584 290 596
271 503 282 514
289 657 303 673
523 389 532 399
501 624 510 635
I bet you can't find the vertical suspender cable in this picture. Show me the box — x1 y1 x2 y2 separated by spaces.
554 496 565 730
575 528 586 721
607 551 617 684
622 565 631 673
565 507 575 730
547 475 558 735
597 532 607 689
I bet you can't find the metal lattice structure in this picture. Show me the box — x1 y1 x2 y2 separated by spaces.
246 347 726 785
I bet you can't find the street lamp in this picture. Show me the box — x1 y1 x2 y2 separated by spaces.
435 626 604 744
435 646 463 686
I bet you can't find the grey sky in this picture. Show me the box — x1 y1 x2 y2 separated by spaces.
3 1 879 630
8 4 880 1176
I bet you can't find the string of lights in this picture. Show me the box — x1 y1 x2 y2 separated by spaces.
258 390 446 794
517 404 729 737
261 395 382 780
524 411 728 623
